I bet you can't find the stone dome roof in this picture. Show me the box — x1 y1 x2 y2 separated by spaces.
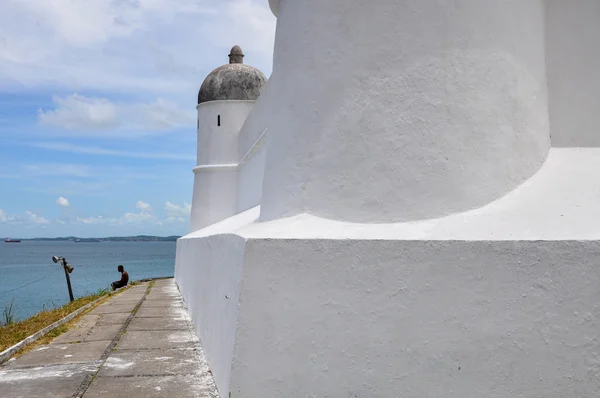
197 46 267 104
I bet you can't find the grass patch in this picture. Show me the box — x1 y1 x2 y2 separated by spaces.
0 288 110 353
145 280 155 295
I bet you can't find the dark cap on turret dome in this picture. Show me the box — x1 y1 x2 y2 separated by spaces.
229 45 244 64
198 46 267 104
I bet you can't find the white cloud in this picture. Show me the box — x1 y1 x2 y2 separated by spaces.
164 216 186 223
25 211 49 225
215 0 276 58
74 212 152 225
137 98 195 131
164 201 191 218
13 0 215 47
30 142 195 161
136 201 152 212
20 199 193 233
38 94 118 131
14 1 137 48
0 0 275 94
21 163 90 178
0 209 47 225
75 215 109 225
123 212 154 222
38 95 194 135
23 180 109 197
74 214 139 225
56 197 70 207
72 201 192 227
74 201 155 225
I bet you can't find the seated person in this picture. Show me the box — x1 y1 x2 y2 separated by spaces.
111 265 129 291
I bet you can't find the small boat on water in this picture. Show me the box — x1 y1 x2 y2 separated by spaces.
4 238 21 243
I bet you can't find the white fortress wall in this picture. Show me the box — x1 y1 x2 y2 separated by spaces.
229 239 600 397
236 146 267 214
176 208 260 397
235 81 274 214
260 0 550 224
190 168 237 232
190 101 255 232
237 79 273 161
175 232 247 396
176 1 600 396
197 101 254 165
239 148 600 241
180 53 270 396
185 145 600 397
546 0 600 147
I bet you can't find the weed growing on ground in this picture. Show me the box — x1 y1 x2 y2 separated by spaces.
1 298 16 326
96 287 110 295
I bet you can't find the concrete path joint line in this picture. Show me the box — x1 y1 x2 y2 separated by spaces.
0 279 219 398
71 284 152 398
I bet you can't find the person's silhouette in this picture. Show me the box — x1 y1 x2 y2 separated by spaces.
111 265 129 291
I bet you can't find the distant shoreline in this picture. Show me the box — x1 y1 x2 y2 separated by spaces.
14 235 181 243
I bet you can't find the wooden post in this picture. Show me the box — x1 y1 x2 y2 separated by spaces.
62 259 74 302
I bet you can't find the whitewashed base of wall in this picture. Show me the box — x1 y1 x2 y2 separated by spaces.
176 234 600 397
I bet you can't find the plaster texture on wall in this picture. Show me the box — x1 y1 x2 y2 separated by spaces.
229 78 274 215
179 146 600 396
196 101 255 166
546 0 600 147
242 149 600 241
177 223 600 396
190 168 237 232
187 147 600 241
175 234 246 396
228 239 600 397
260 0 550 224
188 206 259 239
237 79 273 160
177 145 600 396
191 100 256 232
236 146 266 214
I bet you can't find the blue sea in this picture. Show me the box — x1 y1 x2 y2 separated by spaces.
0 241 176 321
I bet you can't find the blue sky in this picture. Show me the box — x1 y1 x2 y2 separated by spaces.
0 0 275 238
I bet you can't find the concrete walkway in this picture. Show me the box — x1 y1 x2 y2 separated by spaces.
0 279 218 398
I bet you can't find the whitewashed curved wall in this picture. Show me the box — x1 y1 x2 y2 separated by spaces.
190 169 237 232
235 80 274 214
546 0 600 147
238 80 273 161
236 147 266 213
190 101 255 232
260 0 550 223
197 101 255 165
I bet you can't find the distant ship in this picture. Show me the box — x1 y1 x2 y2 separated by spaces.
4 238 21 243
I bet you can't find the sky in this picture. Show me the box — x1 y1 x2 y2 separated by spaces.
0 0 276 238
